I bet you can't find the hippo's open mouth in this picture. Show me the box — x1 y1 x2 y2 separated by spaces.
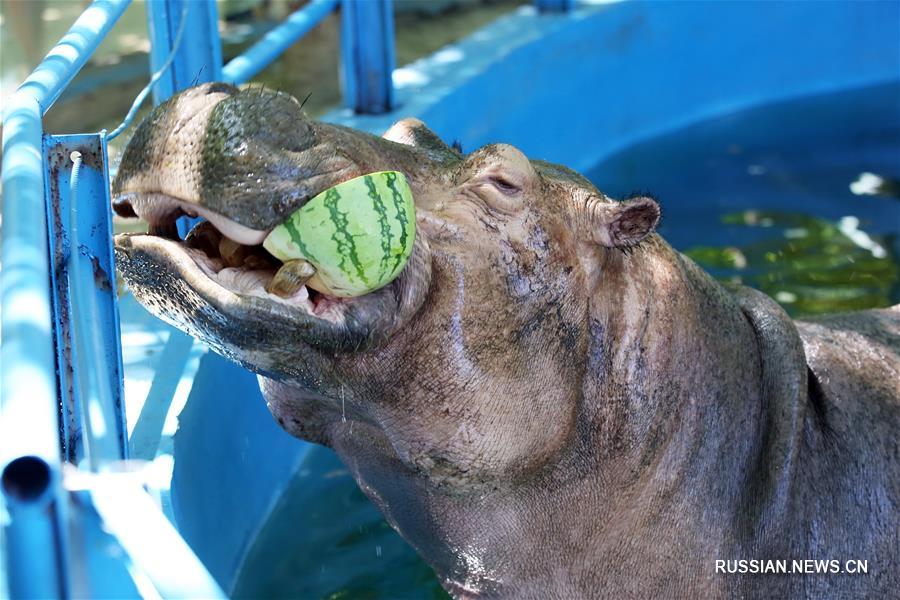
112 190 428 357
110 83 432 359
114 191 351 326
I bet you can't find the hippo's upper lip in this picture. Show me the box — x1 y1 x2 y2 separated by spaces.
113 191 271 245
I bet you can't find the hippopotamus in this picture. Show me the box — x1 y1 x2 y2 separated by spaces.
111 83 899 598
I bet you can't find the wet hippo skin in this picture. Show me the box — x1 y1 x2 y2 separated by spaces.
111 84 899 599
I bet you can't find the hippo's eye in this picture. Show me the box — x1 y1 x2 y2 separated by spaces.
489 175 521 195
465 168 526 214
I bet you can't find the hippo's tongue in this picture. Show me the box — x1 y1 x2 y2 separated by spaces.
179 220 347 322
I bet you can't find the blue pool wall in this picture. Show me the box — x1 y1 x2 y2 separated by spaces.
170 0 900 593
332 0 900 170
170 354 312 590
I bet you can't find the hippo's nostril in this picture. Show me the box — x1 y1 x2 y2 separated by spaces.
112 197 137 218
206 82 237 96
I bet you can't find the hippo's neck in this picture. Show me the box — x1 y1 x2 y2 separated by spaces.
320 237 819 597
583 235 814 548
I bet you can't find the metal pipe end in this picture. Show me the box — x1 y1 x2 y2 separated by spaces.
1 455 54 504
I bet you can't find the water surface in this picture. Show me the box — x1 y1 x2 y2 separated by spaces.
588 82 900 316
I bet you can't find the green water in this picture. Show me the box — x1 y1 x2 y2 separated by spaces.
232 446 448 599
589 82 900 317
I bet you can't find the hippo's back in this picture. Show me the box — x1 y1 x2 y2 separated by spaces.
791 305 899 596
797 305 900 418
796 305 899 458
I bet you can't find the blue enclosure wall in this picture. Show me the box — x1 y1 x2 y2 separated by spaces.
332 1 900 168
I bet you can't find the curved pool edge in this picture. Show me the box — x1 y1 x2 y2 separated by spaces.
170 353 317 595
327 1 899 174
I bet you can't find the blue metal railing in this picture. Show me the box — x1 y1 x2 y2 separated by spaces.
1 2 133 596
536 0 574 12
222 0 340 85
146 0 223 104
0 0 573 597
341 0 396 114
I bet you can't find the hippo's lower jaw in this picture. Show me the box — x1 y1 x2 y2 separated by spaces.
112 199 432 358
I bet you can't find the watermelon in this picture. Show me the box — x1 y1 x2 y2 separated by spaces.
263 171 416 297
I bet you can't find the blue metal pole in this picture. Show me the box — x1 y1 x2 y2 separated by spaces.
146 0 223 236
146 0 224 106
1 2 132 469
90 479 226 598
1 4 131 597
1 90 59 492
1 458 68 599
535 0 573 12
1 111 64 590
340 0 396 114
2 42 65 600
223 0 340 85
1 101 67 594
48 137 128 469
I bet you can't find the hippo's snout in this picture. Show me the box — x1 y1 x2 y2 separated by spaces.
111 83 433 358
113 82 356 234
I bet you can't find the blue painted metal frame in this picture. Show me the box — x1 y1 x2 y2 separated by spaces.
2 1 218 597
146 0 223 106
88 478 225 598
1 92 60 477
128 331 195 460
1 0 132 473
223 0 340 84
341 0 397 114
44 134 128 468
1 2 132 597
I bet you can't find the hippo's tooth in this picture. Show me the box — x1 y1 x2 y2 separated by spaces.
184 221 223 257
219 236 248 268
267 259 317 298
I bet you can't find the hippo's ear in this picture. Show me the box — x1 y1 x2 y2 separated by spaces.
383 118 461 156
587 196 660 249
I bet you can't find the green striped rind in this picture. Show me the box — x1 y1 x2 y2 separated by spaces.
263 171 416 297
